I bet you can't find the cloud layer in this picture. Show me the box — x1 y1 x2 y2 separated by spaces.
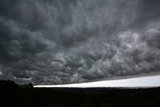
0 0 160 85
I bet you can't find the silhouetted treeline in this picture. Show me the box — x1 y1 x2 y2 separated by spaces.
0 80 160 107
0 80 33 88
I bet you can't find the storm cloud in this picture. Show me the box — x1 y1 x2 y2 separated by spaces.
0 0 160 85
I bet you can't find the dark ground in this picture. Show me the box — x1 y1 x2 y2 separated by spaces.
0 80 160 107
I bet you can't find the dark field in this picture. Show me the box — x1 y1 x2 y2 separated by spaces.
0 81 160 107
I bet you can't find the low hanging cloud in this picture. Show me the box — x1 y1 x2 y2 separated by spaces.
0 0 160 85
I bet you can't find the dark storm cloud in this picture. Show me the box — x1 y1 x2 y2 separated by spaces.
0 0 160 85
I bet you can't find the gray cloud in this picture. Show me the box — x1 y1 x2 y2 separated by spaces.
0 0 160 85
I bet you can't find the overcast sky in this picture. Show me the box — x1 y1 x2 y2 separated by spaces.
0 0 160 85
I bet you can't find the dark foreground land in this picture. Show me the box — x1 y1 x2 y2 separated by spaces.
0 80 160 107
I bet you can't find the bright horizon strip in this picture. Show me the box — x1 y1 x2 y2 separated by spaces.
34 75 160 88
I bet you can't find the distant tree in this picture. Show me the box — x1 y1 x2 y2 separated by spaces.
0 80 33 88
21 83 33 88
0 80 20 88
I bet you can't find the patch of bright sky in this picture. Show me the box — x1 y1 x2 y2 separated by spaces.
35 75 160 88
0 71 3 75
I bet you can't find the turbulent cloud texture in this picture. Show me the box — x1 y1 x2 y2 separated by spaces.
0 0 160 84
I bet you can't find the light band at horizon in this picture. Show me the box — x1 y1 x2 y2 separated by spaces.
35 75 160 88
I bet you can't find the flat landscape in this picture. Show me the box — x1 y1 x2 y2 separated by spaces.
0 81 160 107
